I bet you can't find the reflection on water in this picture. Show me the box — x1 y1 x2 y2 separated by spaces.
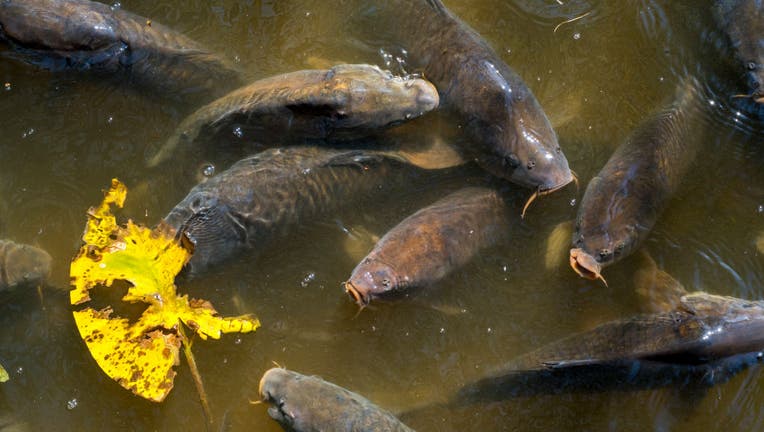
0 0 763 431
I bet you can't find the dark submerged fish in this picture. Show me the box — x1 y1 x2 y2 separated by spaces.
570 79 705 284
258 368 415 432
163 146 424 274
357 0 573 195
714 0 764 104
0 0 243 98
147 64 439 167
456 292 764 402
0 239 51 290
344 186 511 306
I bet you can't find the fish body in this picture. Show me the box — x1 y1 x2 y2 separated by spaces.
0 239 51 290
0 0 243 98
258 368 414 432
714 0 764 104
570 79 704 282
344 186 510 306
357 0 572 192
456 292 764 402
163 146 419 274
147 64 439 167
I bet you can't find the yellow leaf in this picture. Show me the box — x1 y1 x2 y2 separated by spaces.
0 362 8 383
70 179 260 402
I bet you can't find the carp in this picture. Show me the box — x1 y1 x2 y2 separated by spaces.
146 64 439 167
258 368 414 432
0 0 243 98
714 0 764 105
356 0 573 200
456 291 764 402
570 78 705 284
163 146 430 274
344 186 511 307
0 239 51 290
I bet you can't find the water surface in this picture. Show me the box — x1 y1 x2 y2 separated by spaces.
1 0 763 431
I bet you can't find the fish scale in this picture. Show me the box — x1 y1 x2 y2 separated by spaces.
164 146 424 274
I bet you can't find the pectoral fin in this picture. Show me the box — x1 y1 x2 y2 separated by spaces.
633 250 688 313
382 136 467 170
545 220 574 270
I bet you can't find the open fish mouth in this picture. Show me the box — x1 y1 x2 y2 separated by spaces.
569 248 608 286
521 171 578 219
344 281 370 307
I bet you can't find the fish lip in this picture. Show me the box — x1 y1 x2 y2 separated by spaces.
539 175 574 195
569 248 607 286
344 281 370 307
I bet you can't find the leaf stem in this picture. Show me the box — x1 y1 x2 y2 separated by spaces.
178 324 213 426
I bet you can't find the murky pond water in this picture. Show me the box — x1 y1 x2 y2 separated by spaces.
1 0 763 430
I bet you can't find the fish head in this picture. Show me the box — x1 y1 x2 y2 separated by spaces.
745 60 764 105
259 368 300 428
680 292 764 319
258 368 327 431
678 292 764 358
344 257 401 306
471 61 573 193
569 177 643 282
166 192 248 274
0 0 119 52
4 243 51 288
329 64 439 130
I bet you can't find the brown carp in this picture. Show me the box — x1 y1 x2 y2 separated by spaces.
344 186 511 307
570 79 705 284
163 146 427 274
0 239 51 290
714 0 764 104
146 64 439 167
258 368 414 432
0 0 243 98
456 291 764 402
356 0 573 196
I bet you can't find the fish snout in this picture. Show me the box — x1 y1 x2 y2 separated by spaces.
569 248 608 286
4 243 52 287
259 367 289 403
409 78 439 113
745 63 763 102
345 259 398 306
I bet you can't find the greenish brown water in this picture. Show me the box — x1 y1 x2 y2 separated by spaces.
1 0 764 430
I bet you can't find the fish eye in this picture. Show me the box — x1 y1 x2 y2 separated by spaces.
598 248 611 260
615 243 625 253
526 159 536 170
381 278 391 287
748 62 757 71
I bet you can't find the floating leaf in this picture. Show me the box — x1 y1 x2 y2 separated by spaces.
0 362 8 383
70 179 260 402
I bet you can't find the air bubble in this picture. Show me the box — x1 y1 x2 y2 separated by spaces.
202 163 215 177
4 83 10 91
66 399 78 410
232 126 243 138
300 272 316 288
757 205 764 213
110 2 121 10
573 32 581 40
570 198 577 206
